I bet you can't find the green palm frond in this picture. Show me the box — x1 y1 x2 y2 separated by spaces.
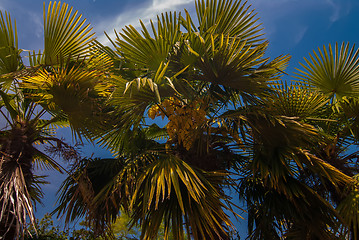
88 40 119 72
223 109 320 148
54 152 153 236
131 155 235 240
195 0 264 45
36 116 70 132
0 11 21 78
240 174 341 240
27 50 44 68
337 175 359 239
54 161 95 225
43 1 94 65
186 33 290 93
110 11 187 108
298 150 352 189
143 124 168 142
122 62 176 102
32 148 63 172
54 158 125 230
338 96 359 140
28 175 49 205
0 89 18 120
267 83 330 119
104 77 179 149
115 11 181 71
90 40 120 61
222 106 352 191
295 42 359 100
20 63 111 139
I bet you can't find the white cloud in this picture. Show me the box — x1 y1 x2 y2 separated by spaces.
0 0 8 11
81 0 354 49
325 0 341 22
294 25 308 45
95 0 194 45
152 0 193 9
28 11 43 39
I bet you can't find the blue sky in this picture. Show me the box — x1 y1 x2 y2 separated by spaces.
1 0 357 74
1 0 359 236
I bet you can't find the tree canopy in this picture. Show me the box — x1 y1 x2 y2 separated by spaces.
1 0 359 239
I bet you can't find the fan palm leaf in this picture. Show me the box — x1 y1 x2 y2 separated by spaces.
195 0 264 44
296 42 359 100
240 175 340 240
130 155 235 240
337 174 359 239
43 1 94 65
114 11 181 71
54 128 162 236
266 83 330 119
0 11 21 74
184 33 290 93
0 11 22 89
20 61 112 140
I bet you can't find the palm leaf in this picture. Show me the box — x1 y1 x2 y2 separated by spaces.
185 33 290 93
115 11 181 71
0 11 21 78
32 149 62 172
20 62 111 140
266 82 330 119
130 155 235 240
195 0 264 45
337 175 359 239
43 1 94 65
295 42 359 100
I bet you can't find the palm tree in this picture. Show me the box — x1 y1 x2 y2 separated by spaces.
0 87 70 238
295 42 359 239
54 0 307 239
0 2 110 238
233 83 353 239
54 1 359 240
229 42 359 239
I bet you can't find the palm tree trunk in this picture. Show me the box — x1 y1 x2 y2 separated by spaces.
0 126 35 239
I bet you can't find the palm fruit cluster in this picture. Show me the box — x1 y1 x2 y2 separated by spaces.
148 97 207 150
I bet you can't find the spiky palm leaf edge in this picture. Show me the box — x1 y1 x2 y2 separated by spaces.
295 42 359 101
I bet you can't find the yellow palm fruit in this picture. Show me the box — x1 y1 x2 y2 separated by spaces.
148 105 159 119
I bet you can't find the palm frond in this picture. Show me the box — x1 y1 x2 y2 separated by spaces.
20 62 111 140
131 155 235 240
337 175 359 239
295 42 359 99
239 174 341 240
43 1 94 65
266 82 330 119
144 124 168 141
54 156 143 236
32 148 63 172
186 33 290 94
115 11 181 71
0 10 21 79
195 0 264 45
